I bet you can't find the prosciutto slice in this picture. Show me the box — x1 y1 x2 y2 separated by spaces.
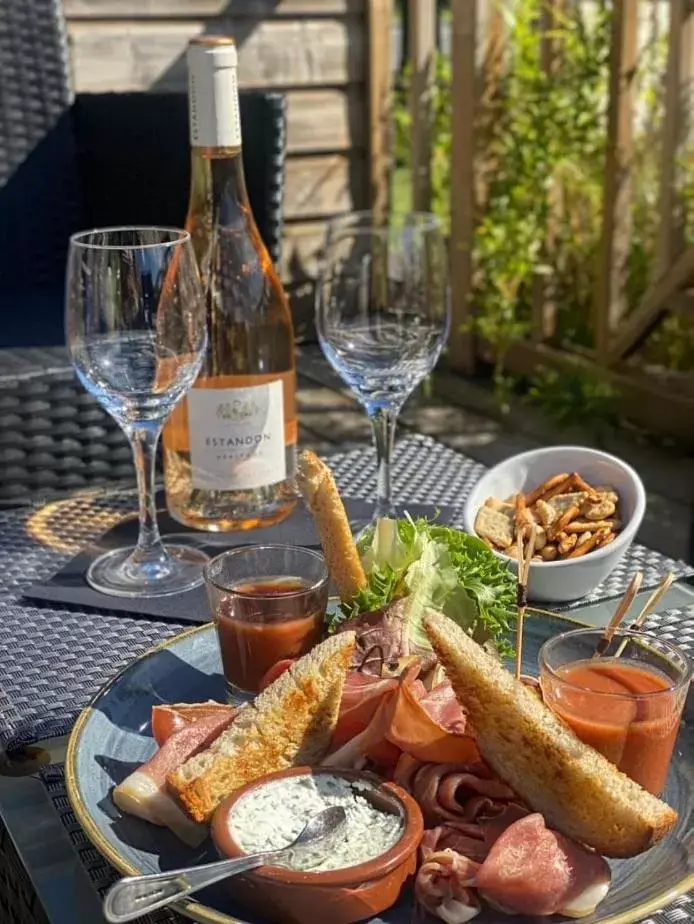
475 813 611 917
385 665 478 764
330 673 398 751
419 681 468 735
396 759 516 827
113 711 236 845
478 804 530 849
437 771 515 818
416 850 482 924
324 663 479 769
419 814 610 922
421 822 489 864
151 702 237 746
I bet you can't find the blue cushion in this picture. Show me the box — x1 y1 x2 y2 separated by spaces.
0 289 65 348
0 111 82 299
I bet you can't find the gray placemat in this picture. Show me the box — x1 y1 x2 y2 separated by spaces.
643 605 694 651
0 434 691 752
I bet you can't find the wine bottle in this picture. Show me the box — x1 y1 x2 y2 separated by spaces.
164 36 298 531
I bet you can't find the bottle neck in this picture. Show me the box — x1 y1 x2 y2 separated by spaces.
186 141 271 285
189 144 250 209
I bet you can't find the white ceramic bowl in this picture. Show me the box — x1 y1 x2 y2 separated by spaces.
462 446 646 603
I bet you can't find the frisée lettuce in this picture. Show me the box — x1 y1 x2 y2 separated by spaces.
331 516 516 657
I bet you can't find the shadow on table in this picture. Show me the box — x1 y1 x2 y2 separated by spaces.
93 647 224 736
88 647 224 872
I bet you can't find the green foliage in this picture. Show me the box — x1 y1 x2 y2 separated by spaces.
474 0 611 366
335 516 516 657
392 0 694 427
641 314 694 373
525 366 619 437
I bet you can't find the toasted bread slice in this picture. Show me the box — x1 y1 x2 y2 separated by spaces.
423 611 678 858
296 450 366 601
168 632 355 822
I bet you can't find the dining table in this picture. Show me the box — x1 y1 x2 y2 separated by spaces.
0 433 692 924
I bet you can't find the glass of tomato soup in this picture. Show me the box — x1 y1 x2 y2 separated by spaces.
539 627 691 795
204 545 329 703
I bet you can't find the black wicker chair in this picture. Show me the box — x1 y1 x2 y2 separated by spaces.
0 89 286 350
0 88 287 506
0 0 287 506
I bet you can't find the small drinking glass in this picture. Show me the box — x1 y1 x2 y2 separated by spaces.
316 211 450 527
204 544 329 703
66 226 209 597
539 627 692 795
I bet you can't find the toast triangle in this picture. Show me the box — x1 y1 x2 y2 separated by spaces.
168 631 355 823
423 611 678 857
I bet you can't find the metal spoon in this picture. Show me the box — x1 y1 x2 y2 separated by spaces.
103 805 348 923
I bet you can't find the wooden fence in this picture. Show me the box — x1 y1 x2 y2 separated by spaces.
393 0 694 444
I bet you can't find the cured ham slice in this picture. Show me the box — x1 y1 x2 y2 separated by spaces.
393 753 422 790
322 692 400 769
113 711 235 845
324 663 479 768
331 671 466 753
383 664 479 764
475 813 611 917
437 770 515 818
416 850 481 924
151 702 238 746
478 804 530 848
421 822 489 864
555 834 613 918
330 673 398 750
395 758 516 827
419 681 468 734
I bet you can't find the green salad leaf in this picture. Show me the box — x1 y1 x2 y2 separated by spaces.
330 517 515 656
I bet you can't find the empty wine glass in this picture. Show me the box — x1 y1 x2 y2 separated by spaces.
66 227 209 597
316 211 450 527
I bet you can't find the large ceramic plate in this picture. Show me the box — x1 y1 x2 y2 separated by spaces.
66 612 694 924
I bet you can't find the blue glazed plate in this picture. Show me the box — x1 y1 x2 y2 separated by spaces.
66 611 694 924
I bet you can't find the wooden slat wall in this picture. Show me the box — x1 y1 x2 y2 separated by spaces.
63 1 363 14
62 0 369 327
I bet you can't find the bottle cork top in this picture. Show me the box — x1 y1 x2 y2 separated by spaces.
189 35 236 47
187 37 241 148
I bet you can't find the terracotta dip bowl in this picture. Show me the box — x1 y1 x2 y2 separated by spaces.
211 766 424 924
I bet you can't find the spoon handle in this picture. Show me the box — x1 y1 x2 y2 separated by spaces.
103 852 271 923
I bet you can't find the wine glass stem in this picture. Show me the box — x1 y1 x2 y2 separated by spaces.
369 406 399 520
126 423 168 565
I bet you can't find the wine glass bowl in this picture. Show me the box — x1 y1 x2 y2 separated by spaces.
66 227 210 597
316 212 450 523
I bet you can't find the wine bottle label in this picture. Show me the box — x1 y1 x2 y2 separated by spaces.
187 380 287 491
187 41 242 149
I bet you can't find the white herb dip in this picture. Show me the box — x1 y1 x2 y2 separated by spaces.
229 774 404 872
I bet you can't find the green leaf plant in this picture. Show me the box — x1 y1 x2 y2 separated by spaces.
393 0 694 432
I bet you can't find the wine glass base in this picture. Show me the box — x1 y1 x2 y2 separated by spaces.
86 545 210 598
350 508 401 544
350 518 375 544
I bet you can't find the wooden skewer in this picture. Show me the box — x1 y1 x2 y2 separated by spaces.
515 522 537 680
613 572 675 658
593 571 643 657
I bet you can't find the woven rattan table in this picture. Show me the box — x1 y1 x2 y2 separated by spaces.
0 435 692 924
